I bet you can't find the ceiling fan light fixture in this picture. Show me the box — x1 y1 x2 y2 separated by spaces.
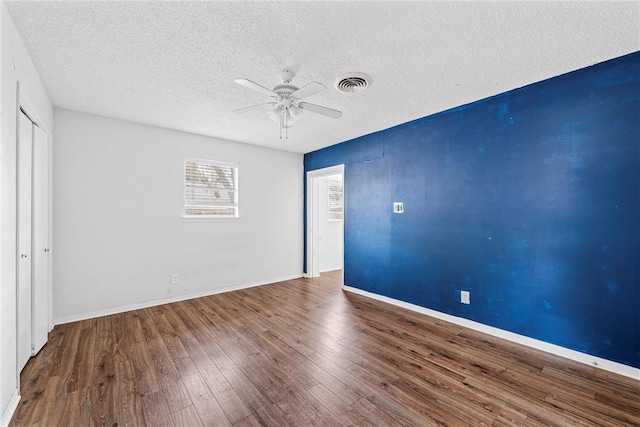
267 106 281 122
288 105 304 121
268 106 297 128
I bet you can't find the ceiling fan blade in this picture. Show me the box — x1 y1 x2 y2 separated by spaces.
234 78 276 96
292 81 326 99
299 102 342 119
233 102 276 114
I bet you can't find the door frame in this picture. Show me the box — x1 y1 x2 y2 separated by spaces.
305 164 345 280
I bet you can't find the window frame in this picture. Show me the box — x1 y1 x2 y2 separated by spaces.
183 157 240 220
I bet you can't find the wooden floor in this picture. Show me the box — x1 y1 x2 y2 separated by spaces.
10 271 640 427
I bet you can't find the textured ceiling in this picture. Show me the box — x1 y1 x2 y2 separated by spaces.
5 1 639 154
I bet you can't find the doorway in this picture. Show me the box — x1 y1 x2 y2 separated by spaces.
306 165 345 280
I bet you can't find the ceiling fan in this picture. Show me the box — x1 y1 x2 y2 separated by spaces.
234 70 342 139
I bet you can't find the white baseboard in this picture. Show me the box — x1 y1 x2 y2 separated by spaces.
343 285 640 380
0 389 20 427
54 274 303 325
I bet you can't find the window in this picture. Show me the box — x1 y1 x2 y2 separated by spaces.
184 158 239 218
327 180 343 221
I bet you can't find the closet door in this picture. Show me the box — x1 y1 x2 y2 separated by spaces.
17 111 33 371
32 124 49 354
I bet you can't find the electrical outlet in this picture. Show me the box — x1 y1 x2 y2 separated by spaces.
461 290 470 304
393 202 404 213
171 274 180 285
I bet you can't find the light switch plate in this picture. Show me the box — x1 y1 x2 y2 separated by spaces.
461 290 470 304
393 202 404 213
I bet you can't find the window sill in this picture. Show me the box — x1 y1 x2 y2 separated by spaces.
182 216 241 223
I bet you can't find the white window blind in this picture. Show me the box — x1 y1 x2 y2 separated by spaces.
184 158 239 218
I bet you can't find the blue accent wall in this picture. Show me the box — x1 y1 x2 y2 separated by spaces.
304 52 640 368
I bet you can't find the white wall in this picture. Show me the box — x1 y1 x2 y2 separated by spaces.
53 109 303 322
1 3 53 425
318 174 343 272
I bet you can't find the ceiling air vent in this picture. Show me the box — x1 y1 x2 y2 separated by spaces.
334 73 371 93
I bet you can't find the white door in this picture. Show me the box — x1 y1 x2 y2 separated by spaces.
32 124 49 354
17 111 33 370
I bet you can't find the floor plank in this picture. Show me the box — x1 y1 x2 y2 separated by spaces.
11 270 640 426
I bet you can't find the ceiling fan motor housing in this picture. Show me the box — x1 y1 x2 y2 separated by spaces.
273 84 298 97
